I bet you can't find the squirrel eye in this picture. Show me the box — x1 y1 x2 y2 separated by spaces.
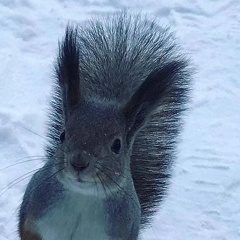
111 138 121 154
60 131 65 143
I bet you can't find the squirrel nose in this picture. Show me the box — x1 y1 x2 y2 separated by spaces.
71 160 89 171
70 153 90 171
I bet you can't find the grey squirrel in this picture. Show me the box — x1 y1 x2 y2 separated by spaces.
18 12 191 240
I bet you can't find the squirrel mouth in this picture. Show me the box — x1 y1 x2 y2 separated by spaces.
76 177 84 183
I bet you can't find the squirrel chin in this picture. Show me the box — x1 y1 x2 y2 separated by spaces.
57 170 128 197
57 173 100 196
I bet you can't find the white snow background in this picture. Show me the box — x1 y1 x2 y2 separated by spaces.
0 0 239 239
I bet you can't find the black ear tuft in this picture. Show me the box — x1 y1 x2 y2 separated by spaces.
55 25 82 120
123 60 189 144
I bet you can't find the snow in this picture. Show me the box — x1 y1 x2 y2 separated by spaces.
0 0 239 239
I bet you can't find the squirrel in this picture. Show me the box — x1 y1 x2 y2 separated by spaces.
18 12 191 240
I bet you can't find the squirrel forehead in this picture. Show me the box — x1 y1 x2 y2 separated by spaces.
66 102 124 137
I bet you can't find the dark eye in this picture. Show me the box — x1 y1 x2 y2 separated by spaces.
111 138 121 154
60 131 65 143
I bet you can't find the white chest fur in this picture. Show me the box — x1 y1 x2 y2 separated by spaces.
37 192 111 240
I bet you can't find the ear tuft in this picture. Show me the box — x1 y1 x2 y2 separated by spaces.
55 25 82 119
123 60 189 144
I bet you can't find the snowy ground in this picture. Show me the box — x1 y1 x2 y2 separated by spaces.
0 0 239 239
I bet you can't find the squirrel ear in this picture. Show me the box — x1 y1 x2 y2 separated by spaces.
123 60 188 145
55 26 83 120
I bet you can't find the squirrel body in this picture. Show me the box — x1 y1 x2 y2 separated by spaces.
19 12 191 240
20 160 140 240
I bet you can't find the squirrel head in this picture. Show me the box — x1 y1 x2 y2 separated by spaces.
53 26 187 195
56 100 129 195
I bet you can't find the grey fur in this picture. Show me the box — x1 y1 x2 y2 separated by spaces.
19 12 191 240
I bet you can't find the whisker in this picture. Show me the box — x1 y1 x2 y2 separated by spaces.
30 167 65 193
0 162 65 197
95 166 116 199
96 162 129 182
94 177 98 197
1 169 41 196
17 124 49 142
16 124 70 155
0 158 46 172
0 155 66 172
22 166 66 199
93 177 101 218
96 172 107 198
6 166 66 226
96 167 140 209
